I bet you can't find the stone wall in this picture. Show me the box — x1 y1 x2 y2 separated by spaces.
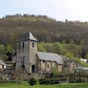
37 58 63 74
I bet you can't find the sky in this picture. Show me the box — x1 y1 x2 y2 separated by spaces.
0 0 88 21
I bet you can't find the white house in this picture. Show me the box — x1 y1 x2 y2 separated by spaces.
80 58 87 63
0 59 6 71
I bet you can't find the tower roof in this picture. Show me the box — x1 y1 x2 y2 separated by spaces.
18 32 37 42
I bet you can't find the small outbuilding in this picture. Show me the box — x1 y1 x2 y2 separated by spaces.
0 59 6 71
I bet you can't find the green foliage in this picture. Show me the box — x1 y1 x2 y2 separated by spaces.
0 45 5 53
73 57 88 67
80 40 85 45
38 42 68 55
51 67 59 78
66 52 74 59
69 39 75 45
5 44 13 53
53 42 67 55
85 54 88 59
0 44 7 61
0 44 13 61
38 42 47 52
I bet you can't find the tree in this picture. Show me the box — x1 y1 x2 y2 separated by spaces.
66 52 73 59
67 39 79 57
69 39 74 45
51 67 59 78
0 44 8 61
85 54 88 59
80 40 88 58
47 43 54 52
53 42 67 55
5 44 13 53
38 42 47 52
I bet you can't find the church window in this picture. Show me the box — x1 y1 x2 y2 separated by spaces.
43 60 45 63
47 64 49 68
18 43 21 51
22 42 24 51
2 65 4 69
32 65 35 73
32 42 34 48
22 56 25 64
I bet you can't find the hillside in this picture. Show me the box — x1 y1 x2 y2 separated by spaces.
0 14 88 46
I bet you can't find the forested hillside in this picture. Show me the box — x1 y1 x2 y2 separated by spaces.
0 14 88 59
0 14 88 46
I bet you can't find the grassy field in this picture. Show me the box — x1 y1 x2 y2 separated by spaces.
0 83 88 88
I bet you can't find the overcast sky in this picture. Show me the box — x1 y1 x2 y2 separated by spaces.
0 0 88 21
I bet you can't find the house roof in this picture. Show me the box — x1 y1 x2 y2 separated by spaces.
18 32 37 42
0 59 6 66
37 52 64 65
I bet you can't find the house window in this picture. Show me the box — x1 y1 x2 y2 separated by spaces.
32 42 34 48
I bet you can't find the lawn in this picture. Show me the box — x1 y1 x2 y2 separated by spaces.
0 83 88 88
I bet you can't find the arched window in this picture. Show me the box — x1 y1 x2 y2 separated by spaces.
22 56 25 64
22 42 24 51
32 65 35 73
47 64 49 68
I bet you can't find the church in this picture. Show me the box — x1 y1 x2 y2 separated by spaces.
16 32 64 75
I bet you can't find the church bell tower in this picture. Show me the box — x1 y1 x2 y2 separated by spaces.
16 32 37 73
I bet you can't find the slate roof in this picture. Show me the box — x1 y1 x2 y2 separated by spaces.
37 52 64 65
0 59 6 66
18 32 37 41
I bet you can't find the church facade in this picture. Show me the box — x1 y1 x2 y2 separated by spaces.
16 32 64 74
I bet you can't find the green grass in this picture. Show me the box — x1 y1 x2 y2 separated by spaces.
0 83 88 88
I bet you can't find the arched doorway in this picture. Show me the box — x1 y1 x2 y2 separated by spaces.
21 64 25 70
32 65 35 73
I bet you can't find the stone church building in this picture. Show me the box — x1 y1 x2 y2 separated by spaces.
16 32 64 75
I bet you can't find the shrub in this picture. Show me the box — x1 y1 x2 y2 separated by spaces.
69 78 86 83
39 78 50 85
39 78 60 85
50 68 59 78
75 78 86 83
28 78 36 85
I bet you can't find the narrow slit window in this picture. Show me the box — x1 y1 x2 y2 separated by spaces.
22 42 24 51
18 43 21 51
22 56 25 64
32 42 34 48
